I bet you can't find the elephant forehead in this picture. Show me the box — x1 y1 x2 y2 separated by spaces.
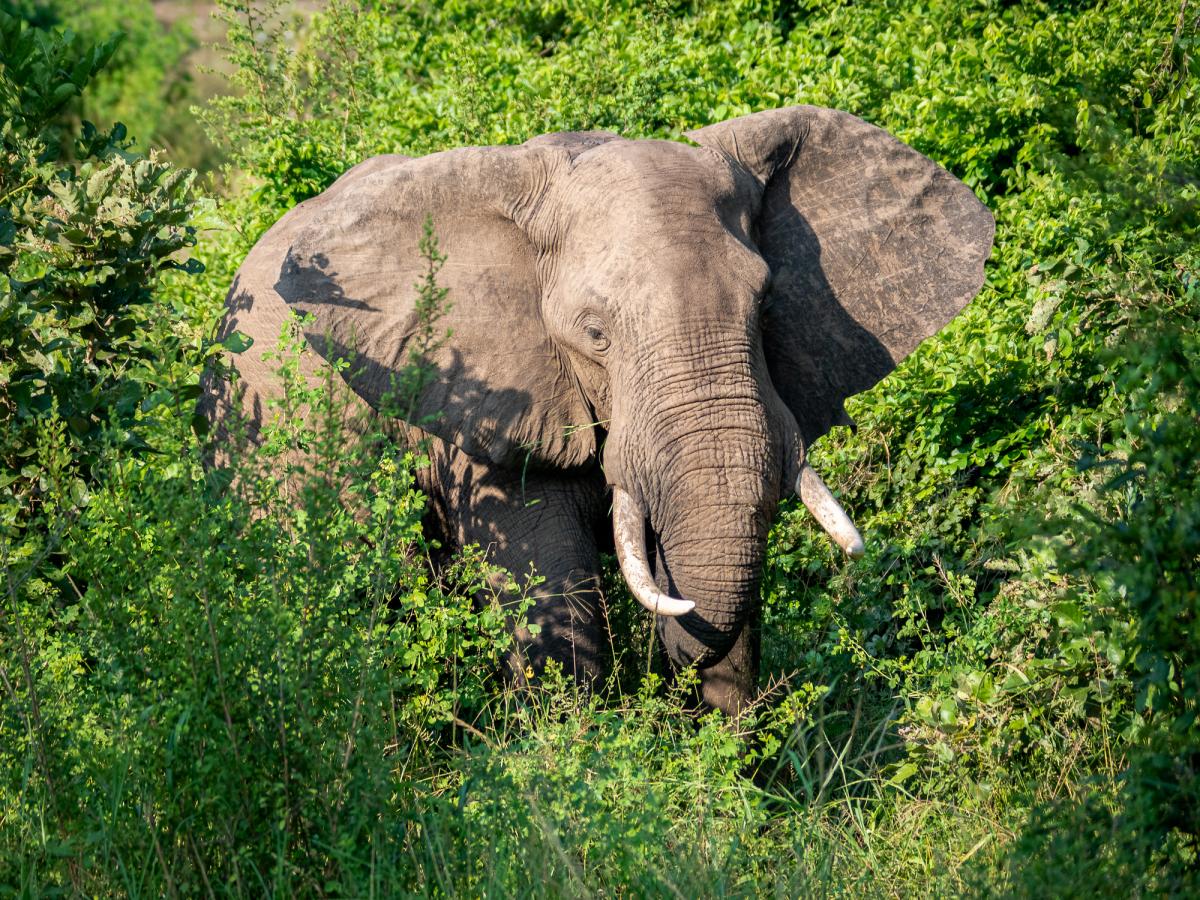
549 141 766 299
563 139 753 219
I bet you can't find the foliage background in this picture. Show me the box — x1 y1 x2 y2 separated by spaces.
1 0 1197 895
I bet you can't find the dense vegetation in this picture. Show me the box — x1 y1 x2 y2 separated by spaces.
2 0 1197 894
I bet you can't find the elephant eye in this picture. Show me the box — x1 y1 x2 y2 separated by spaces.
585 324 610 352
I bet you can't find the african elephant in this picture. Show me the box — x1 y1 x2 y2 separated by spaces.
204 106 994 716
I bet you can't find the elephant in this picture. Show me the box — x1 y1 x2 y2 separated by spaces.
203 106 994 717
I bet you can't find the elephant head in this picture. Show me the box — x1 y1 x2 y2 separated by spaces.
235 106 993 705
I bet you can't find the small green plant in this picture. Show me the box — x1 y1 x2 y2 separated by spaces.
384 213 455 427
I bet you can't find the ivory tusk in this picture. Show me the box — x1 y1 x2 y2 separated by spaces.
796 464 866 559
612 488 696 617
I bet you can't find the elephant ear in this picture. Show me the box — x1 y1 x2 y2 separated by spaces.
231 145 598 469
687 106 994 445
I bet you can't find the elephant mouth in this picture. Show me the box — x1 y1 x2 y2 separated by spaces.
611 461 864 619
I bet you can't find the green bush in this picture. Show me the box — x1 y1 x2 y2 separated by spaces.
0 11 205 514
1 314 536 891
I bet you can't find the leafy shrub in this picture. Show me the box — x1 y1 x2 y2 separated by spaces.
1 312 537 892
2 0 216 166
1002 286 1200 893
0 10 204 515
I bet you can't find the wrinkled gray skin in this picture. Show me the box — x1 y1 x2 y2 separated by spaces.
205 107 994 716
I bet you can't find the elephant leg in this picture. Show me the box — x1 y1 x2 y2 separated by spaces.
414 429 609 687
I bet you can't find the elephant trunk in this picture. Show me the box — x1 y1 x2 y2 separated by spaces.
608 380 867 672
613 455 866 671
608 373 784 668
650 466 776 669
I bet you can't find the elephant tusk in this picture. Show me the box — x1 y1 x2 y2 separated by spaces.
796 464 866 559
612 488 696 618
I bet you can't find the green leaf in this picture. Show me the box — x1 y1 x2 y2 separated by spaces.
140 388 173 413
12 253 48 282
222 331 254 353
888 761 919 786
50 81 78 107
1051 602 1085 629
